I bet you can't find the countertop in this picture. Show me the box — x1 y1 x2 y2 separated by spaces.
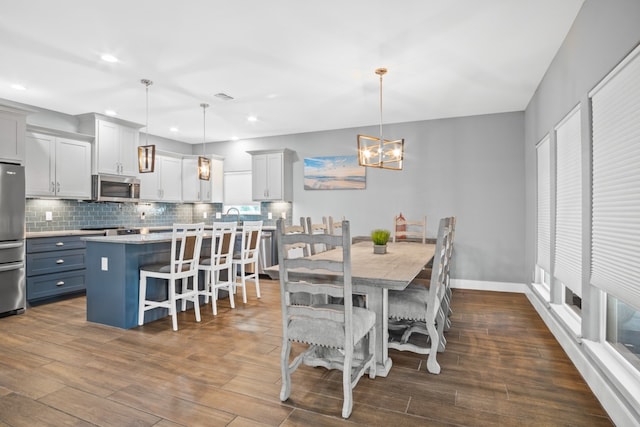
27 224 276 239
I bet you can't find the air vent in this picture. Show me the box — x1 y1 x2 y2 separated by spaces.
214 93 234 101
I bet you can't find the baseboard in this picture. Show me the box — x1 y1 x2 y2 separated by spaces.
450 279 527 293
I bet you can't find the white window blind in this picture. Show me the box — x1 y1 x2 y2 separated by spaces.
537 136 551 273
554 107 582 297
590 44 640 311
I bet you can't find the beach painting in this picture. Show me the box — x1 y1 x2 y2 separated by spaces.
304 155 366 190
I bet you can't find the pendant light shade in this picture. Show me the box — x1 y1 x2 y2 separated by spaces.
198 103 211 181
138 78 156 173
357 68 404 170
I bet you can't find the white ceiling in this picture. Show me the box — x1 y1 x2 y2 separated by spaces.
0 0 584 144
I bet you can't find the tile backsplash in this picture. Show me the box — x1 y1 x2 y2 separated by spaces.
25 199 291 232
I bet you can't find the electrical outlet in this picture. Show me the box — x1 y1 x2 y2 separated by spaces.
268 212 273 220
141 212 146 220
101 257 108 271
45 211 53 221
215 212 222 219
281 211 286 219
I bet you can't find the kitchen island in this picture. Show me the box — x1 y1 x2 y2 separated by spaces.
83 232 212 329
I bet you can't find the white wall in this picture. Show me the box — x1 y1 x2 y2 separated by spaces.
210 111 526 284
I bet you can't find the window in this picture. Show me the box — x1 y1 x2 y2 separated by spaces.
536 135 551 284
607 295 640 371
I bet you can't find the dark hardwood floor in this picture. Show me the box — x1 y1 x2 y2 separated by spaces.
0 281 613 426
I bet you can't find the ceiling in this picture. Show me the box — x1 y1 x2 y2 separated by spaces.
0 0 584 144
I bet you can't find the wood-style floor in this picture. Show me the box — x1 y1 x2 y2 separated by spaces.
0 281 613 426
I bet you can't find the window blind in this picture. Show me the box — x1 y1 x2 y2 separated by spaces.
554 107 582 297
537 136 551 273
590 45 640 311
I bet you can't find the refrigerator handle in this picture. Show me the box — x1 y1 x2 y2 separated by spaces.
0 242 24 250
0 261 24 272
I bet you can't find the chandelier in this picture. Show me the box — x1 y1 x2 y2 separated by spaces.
357 68 404 170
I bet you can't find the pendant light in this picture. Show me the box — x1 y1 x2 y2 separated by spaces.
357 68 404 170
138 78 156 173
198 103 211 180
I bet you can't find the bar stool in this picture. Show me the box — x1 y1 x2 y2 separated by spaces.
138 223 205 331
232 220 263 302
199 222 236 315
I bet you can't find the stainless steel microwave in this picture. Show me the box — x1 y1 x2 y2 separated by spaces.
92 174 140 202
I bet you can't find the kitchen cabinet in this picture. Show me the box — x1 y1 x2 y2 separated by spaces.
0 105 28 164
77 114 142 176
25 131 91 199
139 155 182 202
247 149 294 201
26 234 100 301
182 156 224 202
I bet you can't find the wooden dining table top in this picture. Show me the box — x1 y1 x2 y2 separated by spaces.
264 241 436 291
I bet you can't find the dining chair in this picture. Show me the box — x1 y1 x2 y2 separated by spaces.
323 216 343 249
276 218 376 418
232 220 263 302
387 216 453 374
138 222 205 331
198 222 236 315
392 214 427 243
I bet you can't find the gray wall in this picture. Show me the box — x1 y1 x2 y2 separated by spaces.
524 0 640 276
210 111 526 284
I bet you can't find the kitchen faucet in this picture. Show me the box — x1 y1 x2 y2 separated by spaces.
225 207 241 225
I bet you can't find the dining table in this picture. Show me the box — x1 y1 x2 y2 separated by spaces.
264 240 436 377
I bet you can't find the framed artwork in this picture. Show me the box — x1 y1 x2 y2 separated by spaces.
304 155 366 190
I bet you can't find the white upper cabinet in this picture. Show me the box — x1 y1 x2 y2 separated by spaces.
77 114 141 176
139 155 182 202
248 149 293 201
25 131 91 199
0 105 28 165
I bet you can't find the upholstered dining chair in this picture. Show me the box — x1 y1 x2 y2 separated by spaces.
198 222 236 315
392 214 427 244
387 217 454 374
276 218 376 419
138 222 205 331
232 220 263 302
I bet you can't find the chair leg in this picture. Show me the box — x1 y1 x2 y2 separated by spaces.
241 264 248 303
169 278 178 331
138 272 147 326
342 351 353 418
280 340 292 402
368 326 376 379
203 270 211 303
228 267 236 309
181 278 188 312
254 260 261 298
193 275 201 323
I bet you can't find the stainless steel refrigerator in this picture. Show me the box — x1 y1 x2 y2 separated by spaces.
0 163 25 315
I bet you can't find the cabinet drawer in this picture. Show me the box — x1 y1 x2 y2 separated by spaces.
26 249 86 276
27 270 86 300
27 235 87 253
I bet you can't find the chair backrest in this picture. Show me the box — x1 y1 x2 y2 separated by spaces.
238 220 263 261
276 218 355 350
170 222 205 274
393 214 426 244
426 218 454 322
283 224 308 258
212 222 236 267
323 216 344 236
303 216 330 255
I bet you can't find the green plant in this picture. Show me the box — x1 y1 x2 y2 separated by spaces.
371 229 391 245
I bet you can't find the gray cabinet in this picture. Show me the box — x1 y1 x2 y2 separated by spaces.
26 234 99 301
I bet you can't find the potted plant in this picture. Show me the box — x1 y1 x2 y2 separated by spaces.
371 229 391 254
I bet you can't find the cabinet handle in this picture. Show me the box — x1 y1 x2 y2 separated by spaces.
56 182 60 192
51 181 55 193
56 259 64 264
55 242 64 246
56 281 65 287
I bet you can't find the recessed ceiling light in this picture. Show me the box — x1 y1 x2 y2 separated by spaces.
11 84 26 91
101 54 119 63
231 136 239 141
170 127 179 132
247 116 257 122
105 110 117 116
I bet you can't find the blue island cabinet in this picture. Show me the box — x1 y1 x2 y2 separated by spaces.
84 233 211 329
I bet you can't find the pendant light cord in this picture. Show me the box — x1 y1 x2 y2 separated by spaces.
141 79 153 145
200 103 209 156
